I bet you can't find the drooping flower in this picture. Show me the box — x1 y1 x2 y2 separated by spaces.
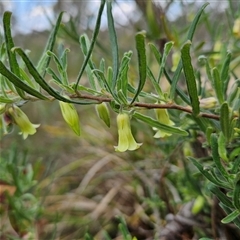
8 105 40 139
233 18 240 38
114 112 142 152
59 101 81 136
153 108 175 138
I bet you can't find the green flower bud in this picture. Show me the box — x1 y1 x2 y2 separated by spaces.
153 108 175 138
8 105 40 139
114 113 142 152
95 103 110 127
199 97 217 109
59 101 81 136
191 195 205 215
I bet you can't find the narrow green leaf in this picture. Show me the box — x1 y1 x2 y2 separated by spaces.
0 61 49 100
131 32 147 104
107 66 113 88
117 89 128 105
19 68 36 88
3 12 20 76
221 210 240 224
134 112 188 136
231 155 240 174
127 83 158 101
187 3 209 40
14 48 96 104
46 67 62 84
107 0 119 89
37 12 64 76
218 132 229 162
93 69 117 101
208 183 234 208
221 51 231 94
220 102 230 141
233 179 240 210
189 157 230 189
75 0 105 89
117 51 132 97
169 3 209 99
227 80 240 104
211 133 229 179
213 67 224 104
149 43 161 65
147 66 163 97
157 41 174 83
164 69 190 105
181 41 200 116
3 11 25 98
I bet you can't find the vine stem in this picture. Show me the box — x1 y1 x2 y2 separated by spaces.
70 93 220 120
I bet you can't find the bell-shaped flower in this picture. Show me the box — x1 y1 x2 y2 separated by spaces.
114 113 142 152
59 100 81 136
8 106 40 139
153 108 175 138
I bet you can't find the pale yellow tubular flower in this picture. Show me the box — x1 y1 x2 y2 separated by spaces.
233 18 240 38
153 108 175 138
114 113 142 152
59 101 81 136
8 106 40 139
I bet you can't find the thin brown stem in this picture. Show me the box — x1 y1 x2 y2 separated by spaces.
70 93 220 121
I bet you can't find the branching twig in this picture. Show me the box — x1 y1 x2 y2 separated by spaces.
70 93 220 120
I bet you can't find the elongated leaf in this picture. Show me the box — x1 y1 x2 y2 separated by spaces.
208 183 234 208
147 66 163 97
37 12 64 76
134 112 188 136
218 132 229 162
117 51 132 97
93 69 117 101
131 32 147 104
79 35 97 89
14 48 96 104
75 0 105 89
149 43 161 65
213 67 224 104
164 69 190 104
107 0 119 89
221 51 231 94
3 11 25 98
233 179 240 210
157 41 174 83
221 210 240 224
181 41 200 116
211 133 229 179
220 102 230 142
170 3 209 99
188 157 231 189
0 61 49 100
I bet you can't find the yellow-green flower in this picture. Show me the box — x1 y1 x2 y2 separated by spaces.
59 101 81 136
95 102 110 127
114 113 142 152
153 108 174 138
233 18 240 38
8 106 40 139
